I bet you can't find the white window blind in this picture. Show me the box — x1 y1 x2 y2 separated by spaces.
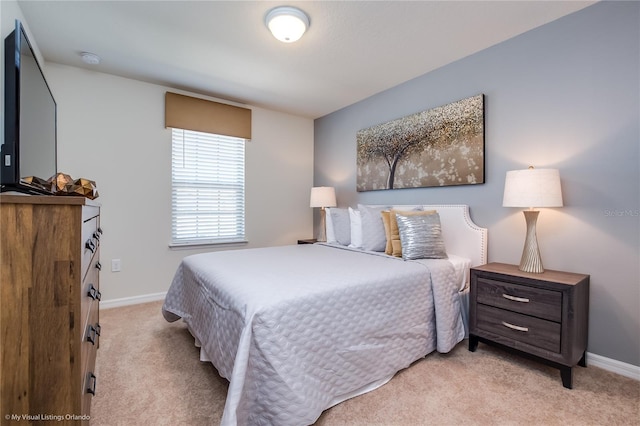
171 128 246 246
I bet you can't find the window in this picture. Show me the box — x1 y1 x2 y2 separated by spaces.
171 128 246 246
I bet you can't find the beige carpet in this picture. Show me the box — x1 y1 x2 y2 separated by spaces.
91 301 639 425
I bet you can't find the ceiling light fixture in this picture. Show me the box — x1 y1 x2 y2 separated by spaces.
81 52 100 65
265 6 310 43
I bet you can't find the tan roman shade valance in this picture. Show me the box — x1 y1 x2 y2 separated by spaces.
165 92 252 140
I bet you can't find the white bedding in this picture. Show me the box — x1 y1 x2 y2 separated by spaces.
163 243 466 426
448 253 472 292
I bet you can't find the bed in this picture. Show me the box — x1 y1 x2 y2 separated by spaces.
162 204 487 426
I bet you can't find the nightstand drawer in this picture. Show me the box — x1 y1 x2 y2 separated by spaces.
476 277 562 322
476 304 561 353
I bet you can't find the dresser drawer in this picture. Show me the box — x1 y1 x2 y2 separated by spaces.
81 303 100 377
476 304 561 353
81 299 100 362
476 277 562 322
81 264 101 330
81 344 98 419
80 299 99 420
81 216 100 281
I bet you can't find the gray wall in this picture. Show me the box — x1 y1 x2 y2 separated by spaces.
314 2 639 366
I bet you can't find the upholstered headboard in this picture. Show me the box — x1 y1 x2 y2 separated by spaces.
372 204 487 267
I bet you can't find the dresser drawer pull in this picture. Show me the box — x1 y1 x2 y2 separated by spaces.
87 325 98 345
503 294 530 303
93 231 101 241
97 227 103 235
87 285 102 301
95 323 101 336
87 373 97 396
85 239 96 253
501 321 529 332
88 285 98 300
96 261 102 271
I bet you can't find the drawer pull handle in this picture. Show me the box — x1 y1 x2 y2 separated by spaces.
87 373 97 396
87 285 101 301
96 261 102 271
85 240 95 253
502 321 529 332
88 285 98 300
503 294 530 303
93 231 101 241
95 323 101 336
87 325 98 345
97 227 103 235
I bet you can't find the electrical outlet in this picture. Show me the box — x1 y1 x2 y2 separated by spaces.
111 259 122 272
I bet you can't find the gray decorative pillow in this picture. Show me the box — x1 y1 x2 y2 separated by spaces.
357 204 389 251
396 212 447 260
328 208 350 246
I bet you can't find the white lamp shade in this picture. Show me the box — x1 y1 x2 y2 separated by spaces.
310 186 336 208
265 6 310 43
503 168 563 208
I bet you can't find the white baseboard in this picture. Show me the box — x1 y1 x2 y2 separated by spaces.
99 292 640 381
587 352 640 381
100 291 167 310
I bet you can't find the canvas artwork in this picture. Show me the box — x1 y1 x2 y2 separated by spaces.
356 94 484 192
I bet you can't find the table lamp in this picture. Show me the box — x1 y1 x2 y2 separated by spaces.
310 186 336 242
502 167 563 273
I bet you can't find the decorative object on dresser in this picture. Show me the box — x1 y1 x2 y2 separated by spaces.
1 194 102 423
309 186 336 242
49 172 100 199
469 262 589 389
21 175 55 193
502 166 563 273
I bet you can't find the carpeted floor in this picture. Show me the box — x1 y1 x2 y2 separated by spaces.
91 301 639 425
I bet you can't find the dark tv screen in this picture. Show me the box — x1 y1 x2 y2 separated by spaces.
2 19 57 193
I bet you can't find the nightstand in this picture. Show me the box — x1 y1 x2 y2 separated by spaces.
297 239 317 244
469 262 589 389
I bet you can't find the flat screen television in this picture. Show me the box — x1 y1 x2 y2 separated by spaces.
1 19 57 194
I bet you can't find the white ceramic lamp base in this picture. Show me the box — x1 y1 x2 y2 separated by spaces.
519 210 544 273
317 207 327 242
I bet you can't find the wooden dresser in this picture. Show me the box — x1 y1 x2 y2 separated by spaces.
469 262 589 389
1 194 102 424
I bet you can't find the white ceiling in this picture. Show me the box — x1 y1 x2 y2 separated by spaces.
17 0 595 119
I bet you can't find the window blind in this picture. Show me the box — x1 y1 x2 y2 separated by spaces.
171 128 246 246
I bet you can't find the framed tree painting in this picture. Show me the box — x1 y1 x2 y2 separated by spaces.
356 94 484 191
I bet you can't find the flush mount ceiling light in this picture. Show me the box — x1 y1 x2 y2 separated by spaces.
265 6 310 43
81 52 101 65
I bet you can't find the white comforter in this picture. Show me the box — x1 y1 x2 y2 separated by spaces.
162 243 464 426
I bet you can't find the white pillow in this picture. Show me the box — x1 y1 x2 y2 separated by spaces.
348 207 363 249
325 208 337 243
328 208 351 246
357 204 389 252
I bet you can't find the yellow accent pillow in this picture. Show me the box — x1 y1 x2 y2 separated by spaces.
387 209 437 257
381 211 393 255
